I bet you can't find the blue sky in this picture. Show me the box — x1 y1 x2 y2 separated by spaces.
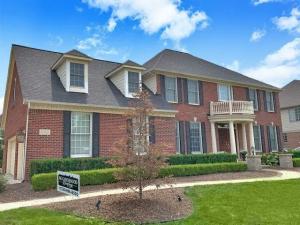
1 0 300 112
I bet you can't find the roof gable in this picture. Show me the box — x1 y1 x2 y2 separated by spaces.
279 80 300 108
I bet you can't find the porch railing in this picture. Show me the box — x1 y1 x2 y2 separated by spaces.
210 101 254 116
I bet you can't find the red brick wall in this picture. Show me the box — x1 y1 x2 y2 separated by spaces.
154 117 176 154
233 86 247 101
283 132 300 149
3 63 28 176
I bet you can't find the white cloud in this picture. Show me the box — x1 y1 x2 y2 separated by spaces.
0 96 4 115
273 8 300 33
226 60 240 71
242 38 300 87
250 29 266 42
252 0 282 6
77 34 102 50
81 0 209 45
75 6 84 12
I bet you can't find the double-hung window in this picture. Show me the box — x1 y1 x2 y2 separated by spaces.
266 91 275 112
189 122 203 153
176 121 181 154
288 106 300 122
253 125 262 152
71 112 92 157
268 126 278 152
70 63 85 88
165 77 177 102
128 71 140 94
188 79 199 104
218 84 232 101
249 89 258 111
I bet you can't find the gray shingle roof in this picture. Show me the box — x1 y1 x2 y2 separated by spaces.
65 49 91 58
279 80 300 109
123 60 143 68
12 45 174 111
144 49 279 91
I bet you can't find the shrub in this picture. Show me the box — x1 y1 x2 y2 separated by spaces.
30 157 112 178
293 158 300 167
31 162 246 191
159 162 247 177
0 174 6 193
288 150 300 158
167 153 237 165
261 153 279 166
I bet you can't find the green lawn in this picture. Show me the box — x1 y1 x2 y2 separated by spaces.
1 179 300 225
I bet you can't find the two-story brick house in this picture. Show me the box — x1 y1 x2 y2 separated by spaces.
2 45 282 181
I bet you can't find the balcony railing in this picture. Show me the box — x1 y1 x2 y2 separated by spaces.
210 101 254 116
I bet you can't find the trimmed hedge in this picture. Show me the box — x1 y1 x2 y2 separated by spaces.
289 150 300 158
293 158 300 167
31 162 247 191
30 157 112 178
167 153 237 165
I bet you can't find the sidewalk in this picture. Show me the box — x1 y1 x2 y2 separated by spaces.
1 169 300 212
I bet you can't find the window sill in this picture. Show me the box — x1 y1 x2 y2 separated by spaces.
69 86 88 93
188 103 200 106
191 151 203 154
167 101 178 104
70 154 92 158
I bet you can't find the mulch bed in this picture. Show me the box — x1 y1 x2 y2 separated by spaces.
41 188 192 224
0 170 279 203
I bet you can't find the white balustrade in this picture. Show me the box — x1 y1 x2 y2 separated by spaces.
210 101 254 115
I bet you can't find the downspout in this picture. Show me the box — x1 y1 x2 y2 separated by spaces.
23 101 30 181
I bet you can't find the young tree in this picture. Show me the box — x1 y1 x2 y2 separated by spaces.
109 90 167 200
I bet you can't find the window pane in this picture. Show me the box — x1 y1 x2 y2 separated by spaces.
289 108 296 122
266 92 274 112
128 71 140 93
295 106 300 121
189 122 202 153
269 126 278 151
253 125 262 151
165 77 177 102
176 121 181 154
70 63 85 87
188 80 199 104
219 84 231 101
71 112 92 156
249 89 258 110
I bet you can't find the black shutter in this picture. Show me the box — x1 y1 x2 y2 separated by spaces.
257 90 261 111
177 78 183 103
185 121 190 154
63 111 71 158
160 75 165 99
198 81 203 105
246 88 250 101
182 78 188 103
149 116 155 144
260 125 266 153
273 92 277 113
179 121 185 154
263 91 268 112
276 125 282 151
201 122 207 153
267 126 272 153
92 113 100 157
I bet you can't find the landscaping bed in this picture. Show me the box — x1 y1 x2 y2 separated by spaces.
0 170 278 203
41 188 192 224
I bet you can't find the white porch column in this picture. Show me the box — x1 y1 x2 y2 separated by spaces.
229 121 237 154
248 122 256 156
242 123 247 151
210 122 217 153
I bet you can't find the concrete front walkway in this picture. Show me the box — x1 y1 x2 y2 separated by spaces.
0 169 300 212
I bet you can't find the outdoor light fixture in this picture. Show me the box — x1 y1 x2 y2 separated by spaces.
96 200 101 210
16 130 25 143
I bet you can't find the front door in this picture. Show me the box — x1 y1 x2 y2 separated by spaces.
6 137 16 177
218 128 231 153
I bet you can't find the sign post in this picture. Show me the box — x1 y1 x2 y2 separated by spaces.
57 171 80 197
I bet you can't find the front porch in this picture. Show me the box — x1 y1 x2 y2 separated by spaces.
209 101 256 157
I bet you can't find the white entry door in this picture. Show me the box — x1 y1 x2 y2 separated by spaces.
6 137 16 177
17 143 25 181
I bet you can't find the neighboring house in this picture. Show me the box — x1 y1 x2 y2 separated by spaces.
279 80 300 149
1 45 282 181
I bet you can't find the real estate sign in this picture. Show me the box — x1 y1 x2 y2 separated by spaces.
57 171 80 197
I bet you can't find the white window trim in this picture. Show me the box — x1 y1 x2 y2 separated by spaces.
165 76 178 103
266 91 275 112
125 70 142 98
70 112 93 158
218 84 233 102
253 125 262 152
66 60 89 94
249 88 258 111
187 79 200 105
190 122 203 154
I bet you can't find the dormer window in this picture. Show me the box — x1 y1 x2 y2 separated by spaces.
70 62 85 88
128 71 140 94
